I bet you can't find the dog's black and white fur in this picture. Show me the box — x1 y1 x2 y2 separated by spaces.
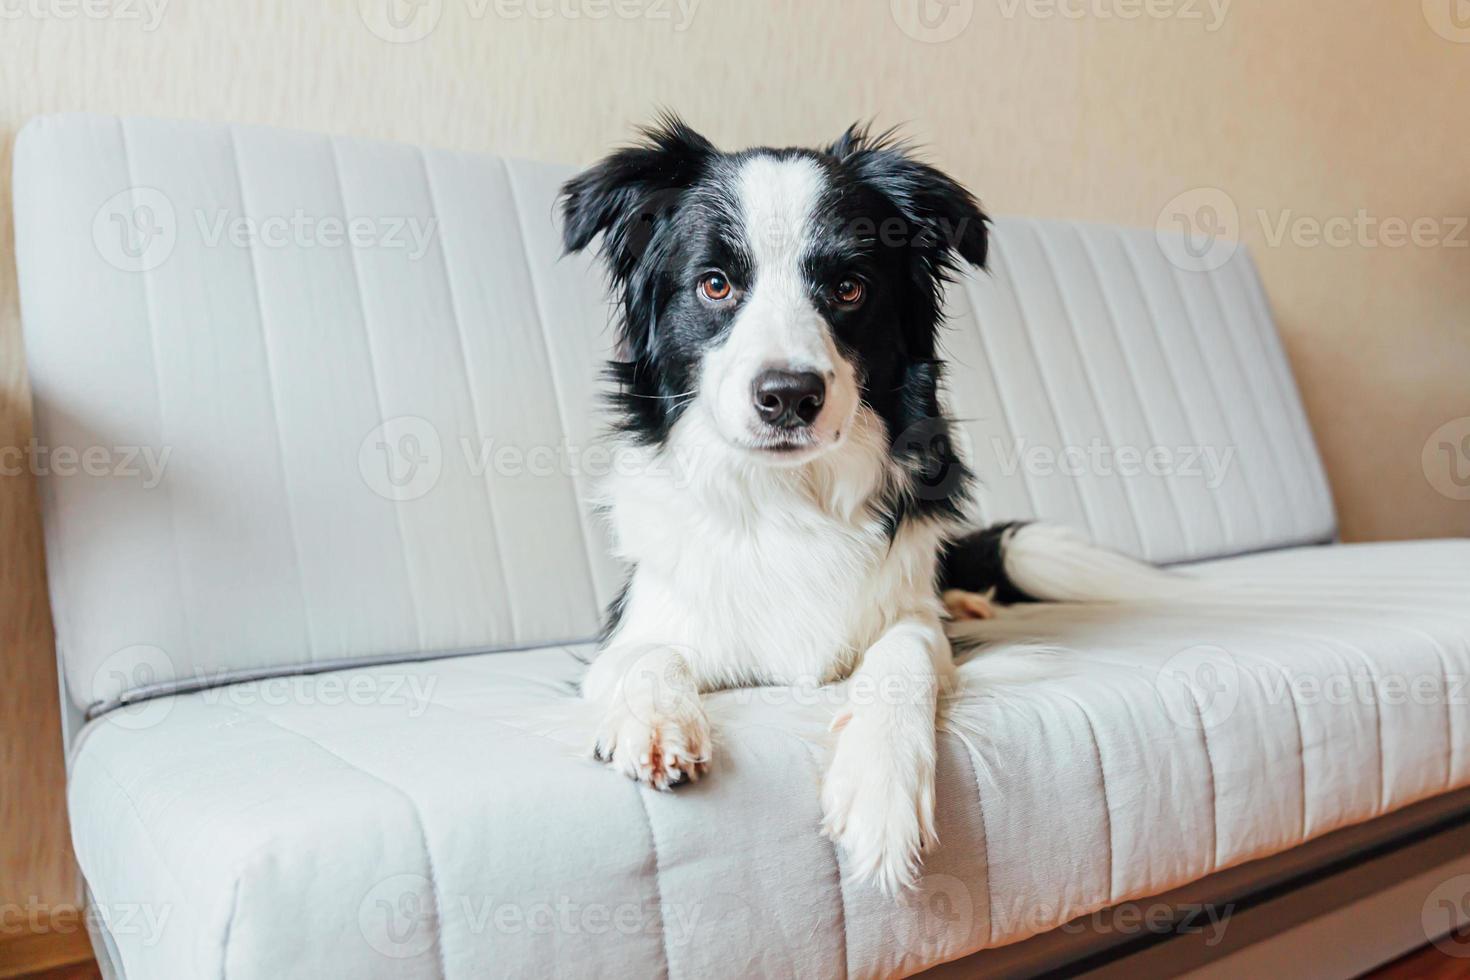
560 117 1155 894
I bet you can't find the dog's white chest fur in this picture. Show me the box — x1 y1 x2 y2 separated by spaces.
601 408 946 691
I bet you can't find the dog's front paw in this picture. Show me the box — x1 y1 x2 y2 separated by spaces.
591 668 710 791
821 713 937 894
593 702 710 790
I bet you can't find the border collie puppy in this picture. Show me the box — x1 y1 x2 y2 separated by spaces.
560 117 1125 893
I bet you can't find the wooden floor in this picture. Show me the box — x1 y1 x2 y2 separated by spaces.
9 964 98 980
1366 929 1470 980
9 936 1470 980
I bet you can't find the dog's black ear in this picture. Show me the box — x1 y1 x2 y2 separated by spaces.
560 113 714 283
827 122 989 270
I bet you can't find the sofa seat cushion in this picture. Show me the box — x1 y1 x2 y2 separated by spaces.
68 540 1470 979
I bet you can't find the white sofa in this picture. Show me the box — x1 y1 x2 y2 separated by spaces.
14 112 1470 979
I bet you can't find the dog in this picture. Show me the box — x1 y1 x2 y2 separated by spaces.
559 116 1163 893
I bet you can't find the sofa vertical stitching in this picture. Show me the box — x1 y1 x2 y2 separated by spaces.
1232 254 1335 529
1055 692 1115 904
1200 267 1298 541
988 235 1102 541
631 787 675 980
219 877 241 980
954 274 1043 522
226 125 316 666
949 723 998 950
1212 259 1312 530
250 711 450 980
1115 232 1233 552
1074 228 1194 559
1195 603 1444 817
1161 260 1268 546
328 137 427 653
1180 683 1221 871
114 117 195 702
499 159 604 616
418 147 520 641
1031 222 1147 558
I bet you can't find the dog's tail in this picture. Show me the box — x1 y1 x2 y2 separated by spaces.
941 521 1198 605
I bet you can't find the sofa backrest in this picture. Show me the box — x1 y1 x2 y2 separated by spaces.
13 114 1334 717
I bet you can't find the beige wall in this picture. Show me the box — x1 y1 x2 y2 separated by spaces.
2 0 1466 911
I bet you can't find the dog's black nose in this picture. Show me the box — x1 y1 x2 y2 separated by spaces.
753 369 825 428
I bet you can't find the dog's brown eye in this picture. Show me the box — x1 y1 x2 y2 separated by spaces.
699 272 732 302
833 278 865 308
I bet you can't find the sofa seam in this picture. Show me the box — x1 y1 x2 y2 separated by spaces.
1055 692 1115 904
248 710 450 980
417 146 521 641
114 117 195 690
499 159 605 616
328 136 427 654
1199 266 1297 541
1074 227 1193 559
989 233 1102 541
630 785 675 980
1203 264 1303 537
946 717 998 950
1232 254 1337 531
946 725 993 952
218 876 241 980
226 124 316 668
954 272 1043 522
1115 233 1233 551
1031 222 1147 558
1180 681 1221 871
1161 259 1268 545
